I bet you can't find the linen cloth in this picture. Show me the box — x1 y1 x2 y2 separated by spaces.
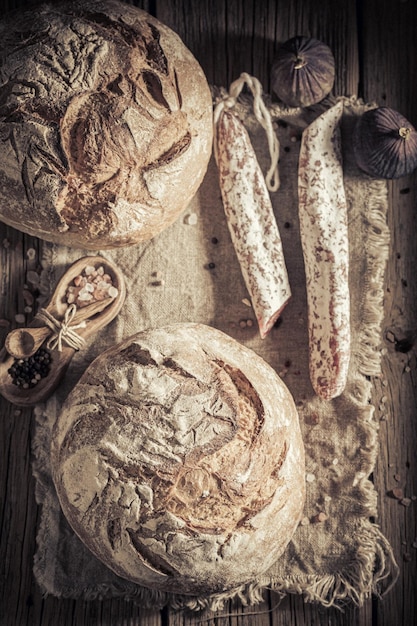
31 93 399 611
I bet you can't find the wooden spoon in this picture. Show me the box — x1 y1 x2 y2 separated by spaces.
5 297 115 359
0 255 126 406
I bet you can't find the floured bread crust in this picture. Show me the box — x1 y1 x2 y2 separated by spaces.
51 323 306 595
0 0 213 248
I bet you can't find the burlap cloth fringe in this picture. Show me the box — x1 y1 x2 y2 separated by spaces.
31 93 399 612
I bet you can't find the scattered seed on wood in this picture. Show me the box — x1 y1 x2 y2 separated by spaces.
400 498 412 507
385 330 396 343
26 270 40 287
26 248 36 260
306 473 316 483
242 298 252 307
312 512 328 523
300 516 310 526
390 488 404 500
15 313 26 324
211 237 219 244
22 289 34 306
207 262 216 269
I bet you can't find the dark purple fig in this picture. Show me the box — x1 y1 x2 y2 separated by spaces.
353 107 417 179
271 36 335 107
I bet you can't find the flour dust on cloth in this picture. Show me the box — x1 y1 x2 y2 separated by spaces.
32 92 398 611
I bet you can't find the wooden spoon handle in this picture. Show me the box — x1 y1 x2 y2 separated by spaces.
4 297 115 359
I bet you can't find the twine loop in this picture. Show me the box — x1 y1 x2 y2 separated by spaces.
38 304 86 352
213 72 280 191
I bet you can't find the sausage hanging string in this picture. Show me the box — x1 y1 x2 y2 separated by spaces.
213 72 280 191
37 304 87 352
213 73 291 338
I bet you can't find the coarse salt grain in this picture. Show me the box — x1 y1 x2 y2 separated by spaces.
64 264 119 308
306 473 316 483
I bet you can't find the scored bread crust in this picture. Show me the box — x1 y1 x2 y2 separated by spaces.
0 0 213 248
51 323 306 595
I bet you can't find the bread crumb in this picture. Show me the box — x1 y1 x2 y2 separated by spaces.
184 213 198 225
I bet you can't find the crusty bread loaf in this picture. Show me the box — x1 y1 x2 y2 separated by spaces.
0 0 213 248
50 323 305 595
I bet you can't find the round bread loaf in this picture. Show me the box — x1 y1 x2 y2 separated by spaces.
51 323 306 595
0 0 213 248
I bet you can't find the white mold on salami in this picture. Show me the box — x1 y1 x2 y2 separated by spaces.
214 105 291 338
298 101 351 400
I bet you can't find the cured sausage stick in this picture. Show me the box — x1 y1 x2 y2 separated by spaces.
214 104 291 338
298 101 351 400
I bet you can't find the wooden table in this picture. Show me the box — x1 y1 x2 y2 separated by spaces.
1 1 416 624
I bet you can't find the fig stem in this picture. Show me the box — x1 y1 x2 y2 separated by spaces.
294 56 306 70
399 127 412 140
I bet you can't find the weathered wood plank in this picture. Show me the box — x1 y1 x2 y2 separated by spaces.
358 1 417 625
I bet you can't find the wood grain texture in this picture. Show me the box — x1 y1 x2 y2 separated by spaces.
0 0 416 624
